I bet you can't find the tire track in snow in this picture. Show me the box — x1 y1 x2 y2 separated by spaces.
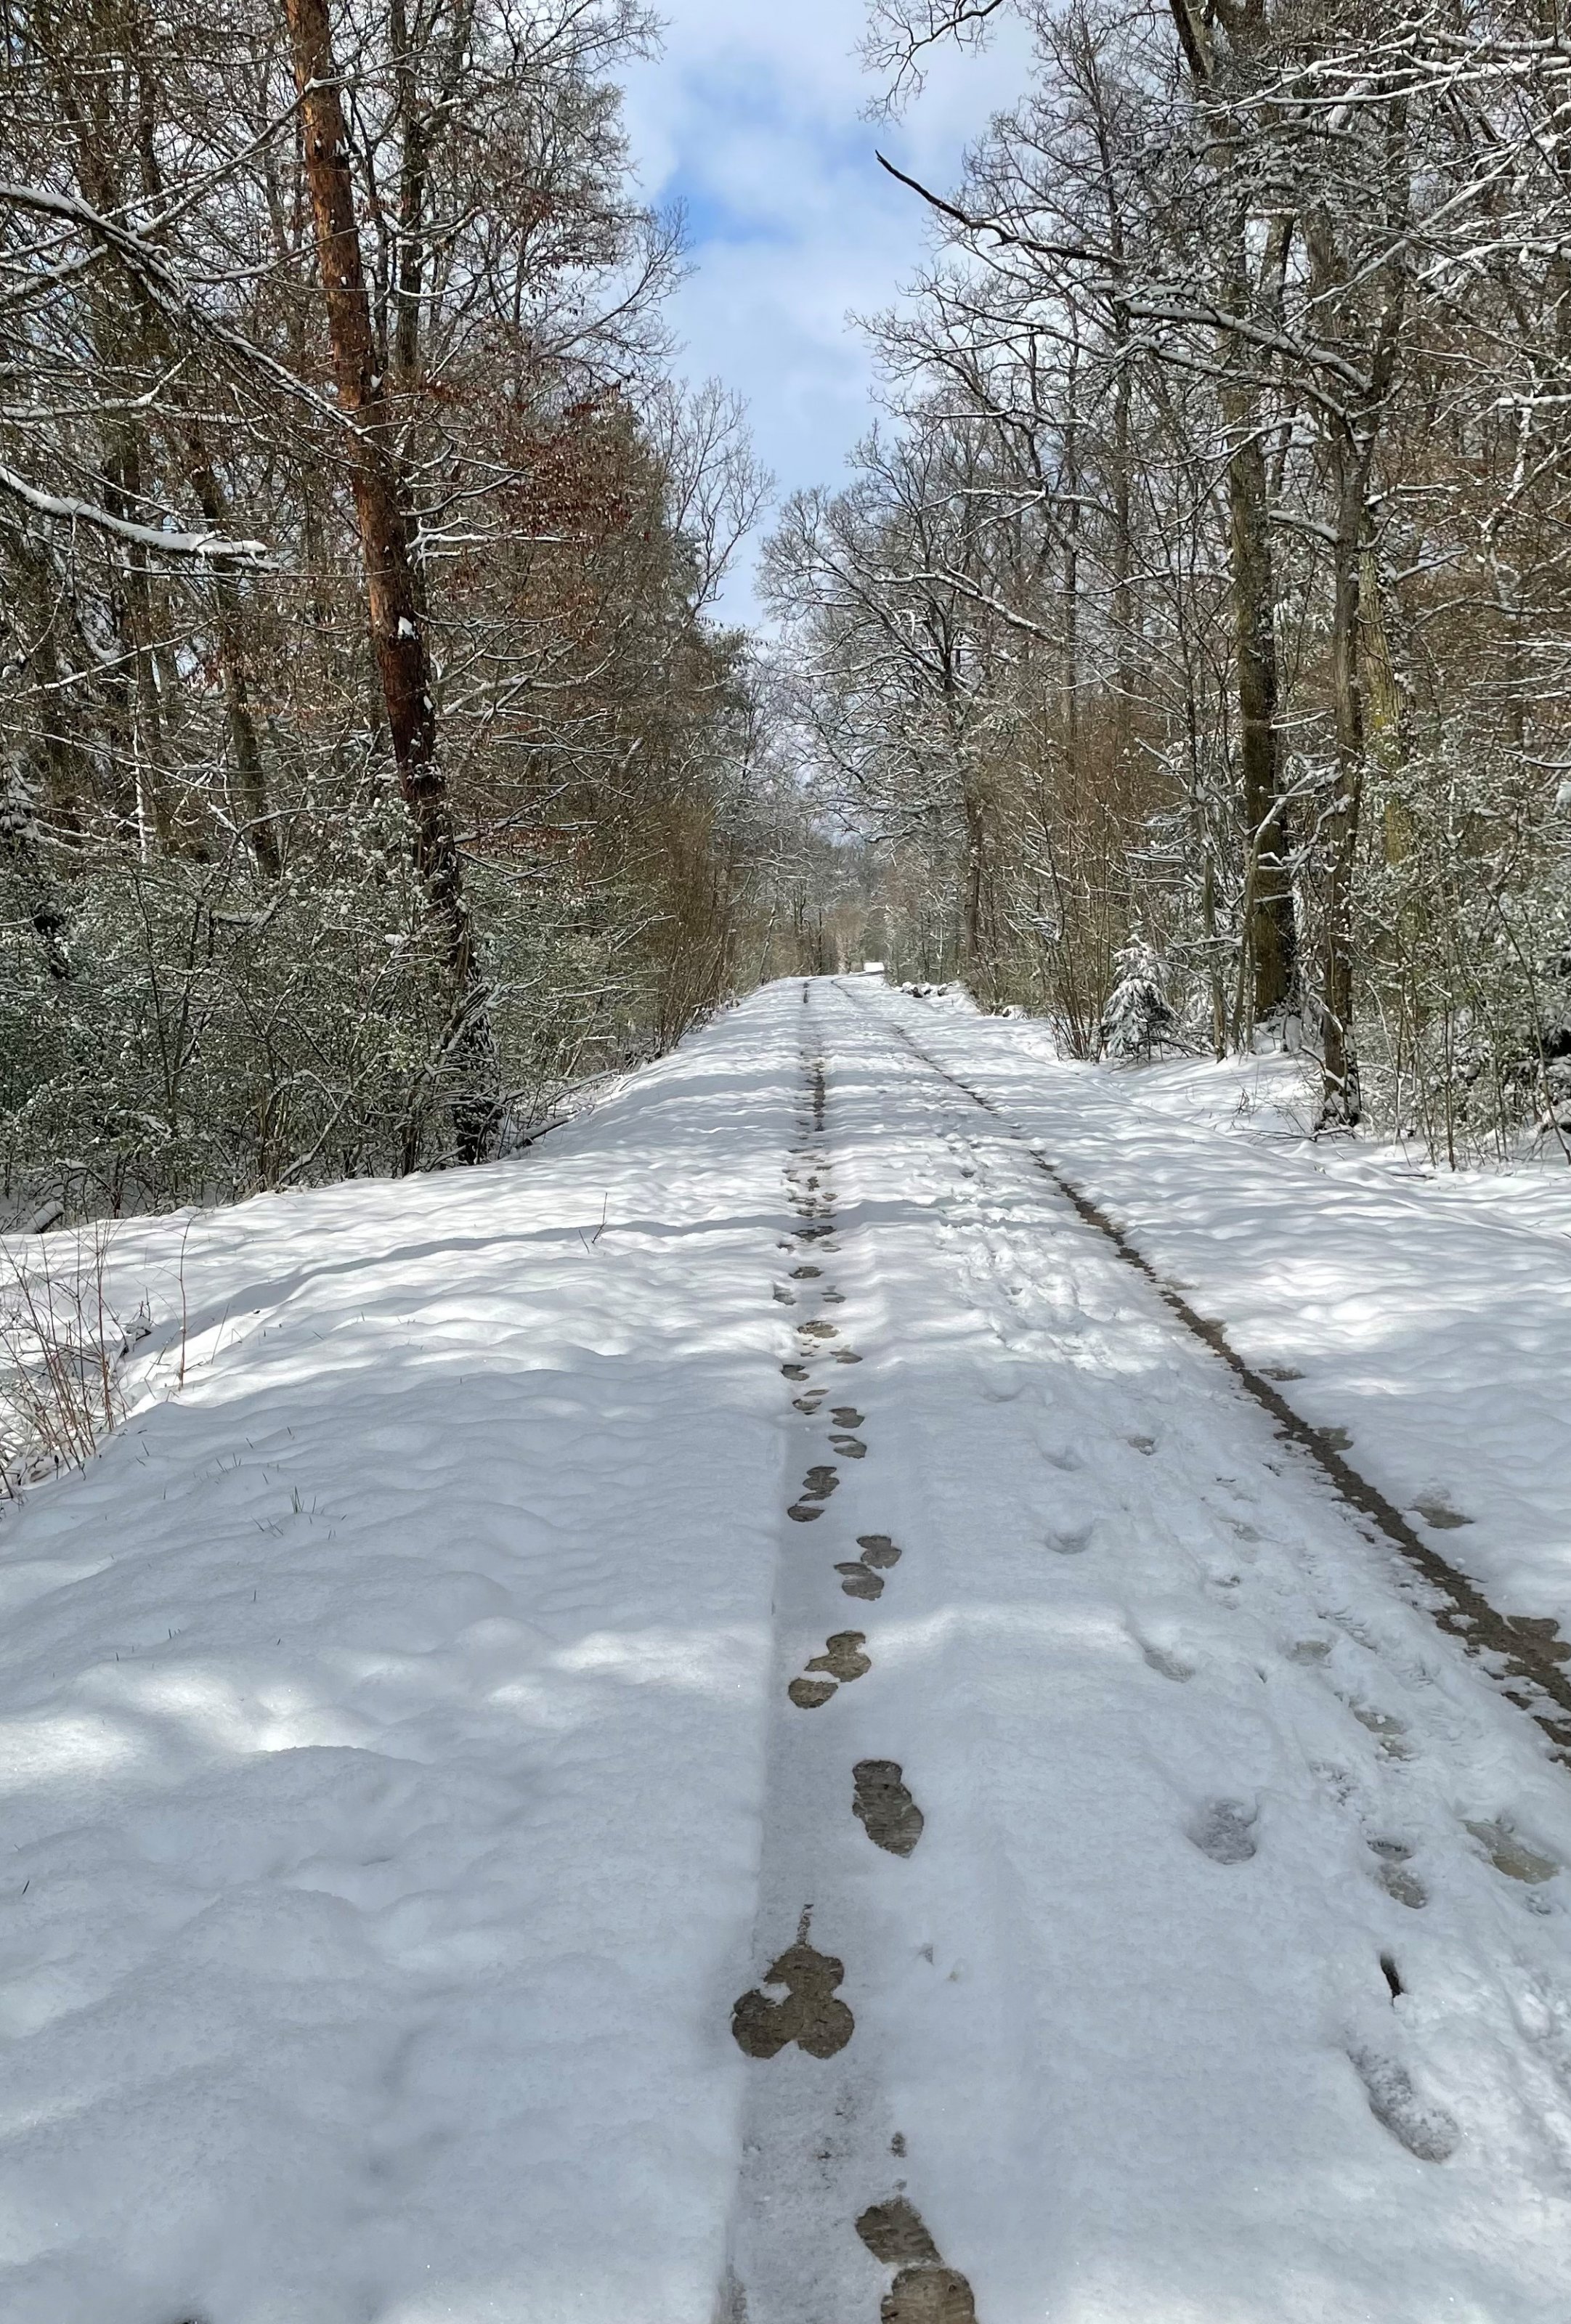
851 987 1571 1766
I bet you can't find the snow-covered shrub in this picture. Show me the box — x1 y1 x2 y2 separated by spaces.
0 1224 128 1492
1101 939 1177 1061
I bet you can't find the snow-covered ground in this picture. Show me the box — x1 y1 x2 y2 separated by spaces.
901 994 1571 1629
1 977 1569 2323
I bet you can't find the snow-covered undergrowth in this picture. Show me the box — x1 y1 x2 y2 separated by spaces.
0 1224 143 1493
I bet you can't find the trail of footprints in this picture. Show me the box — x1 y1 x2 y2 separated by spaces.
739 1019 1562 2290
731 1032 970 2320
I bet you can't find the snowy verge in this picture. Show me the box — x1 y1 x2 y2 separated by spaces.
0 1001 800 2324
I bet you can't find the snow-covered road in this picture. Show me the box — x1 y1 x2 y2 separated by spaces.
1 978 1569 2323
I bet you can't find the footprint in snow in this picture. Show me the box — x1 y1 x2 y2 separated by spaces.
1188 1799 1258 1864
1464 1819 1559 1885
831 1434 866 1458
787 1632 872 1706
1413 1495 1472 1529
1047 1521 1095 1555
1349 2048 1459 2162
856 2198 976 2323
732 1917 854 2060
830 1346 861 1362
1369 1837 1428 1909
799 1319 839 1341
853 1760 925 1856
797 1463 838 1501
792 1264 822 1280
1349 1702 1414 1759
1140 1641 1195 1683
789 1675 839 1708
837 1560 884 1601
832 1406 864 1428
856 1534 901 1568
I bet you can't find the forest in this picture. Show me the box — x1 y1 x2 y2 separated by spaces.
0 0 801 1220
5 0 1571 1229
771 0 1571 1155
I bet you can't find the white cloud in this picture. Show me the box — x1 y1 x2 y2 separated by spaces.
618 1 1033 622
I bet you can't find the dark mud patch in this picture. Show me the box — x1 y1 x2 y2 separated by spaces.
856 2200 977 2323
853 1760 925 1856
882 2270 978 2323
734 1919 853 2060
808 1630 871 1682
856 2200 941 2267
788 1675 838 1709
857 1534 901 1569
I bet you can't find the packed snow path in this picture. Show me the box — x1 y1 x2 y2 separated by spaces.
2 978 1570 2323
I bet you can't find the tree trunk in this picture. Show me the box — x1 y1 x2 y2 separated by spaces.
281 0 495 1157
1318 434 1369 1128
1167 0 1297 1033
187 454 283 878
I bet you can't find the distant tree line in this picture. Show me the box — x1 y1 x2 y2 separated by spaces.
768 0 1571 1158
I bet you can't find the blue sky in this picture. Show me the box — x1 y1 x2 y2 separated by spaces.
618 1 1033 622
